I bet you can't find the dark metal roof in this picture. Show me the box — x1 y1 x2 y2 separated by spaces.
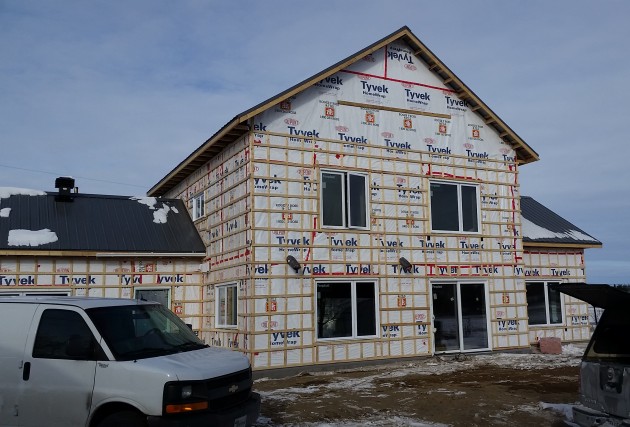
521 196 602 247
551 283 630 309
149 26 538 197
0 191 206 254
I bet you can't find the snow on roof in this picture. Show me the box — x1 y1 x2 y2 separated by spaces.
153 204 175 224
8 229 58 247
131 196 158 209
0 187 46 199
131 196 179 224
0 188 45 221
522 217 598 242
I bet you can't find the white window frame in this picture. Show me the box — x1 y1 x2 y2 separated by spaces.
320 170 369 230
315 280 379 341
191 192 205 221
0 291 70 297
215 284 238 329
135 287 171 307
429 180 481 234
525 281 564 326
430 280 492 354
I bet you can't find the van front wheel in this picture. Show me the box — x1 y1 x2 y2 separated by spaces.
96 410 147 427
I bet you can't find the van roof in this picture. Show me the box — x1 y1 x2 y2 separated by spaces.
0 296 158 309
551 283 630 309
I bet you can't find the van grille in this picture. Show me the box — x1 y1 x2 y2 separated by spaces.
205 368 252 410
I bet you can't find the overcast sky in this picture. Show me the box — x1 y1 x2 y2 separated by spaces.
1 1 628 284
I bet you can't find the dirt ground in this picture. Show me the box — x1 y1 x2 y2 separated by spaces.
253 354 580 426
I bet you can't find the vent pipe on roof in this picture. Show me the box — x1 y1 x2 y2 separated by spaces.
55 176 75 202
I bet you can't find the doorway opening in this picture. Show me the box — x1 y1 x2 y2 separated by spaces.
432 282 490 353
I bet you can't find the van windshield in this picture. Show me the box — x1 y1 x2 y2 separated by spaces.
585 308 630 363
87 304 208 361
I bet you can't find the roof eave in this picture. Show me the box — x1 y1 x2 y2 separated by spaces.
148 117 249 197
523 241 603 249
399 30 539 165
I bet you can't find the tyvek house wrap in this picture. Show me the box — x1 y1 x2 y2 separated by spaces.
171 37 591 368
246 39 530 367
252 39 518 265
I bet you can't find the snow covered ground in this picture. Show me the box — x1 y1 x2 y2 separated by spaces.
254 344 586 426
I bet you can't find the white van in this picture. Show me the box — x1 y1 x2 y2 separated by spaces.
553 284 630 427
0 296 260 427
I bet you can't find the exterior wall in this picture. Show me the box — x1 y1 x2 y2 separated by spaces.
0 256 205 335
161 40 594 370
244 40 532 369
164 135 251 350
523 248 591 342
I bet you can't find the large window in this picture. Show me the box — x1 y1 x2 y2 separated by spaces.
316 281 377 339
191 192 205 221
216 284 238 328
321 171 368 229
526 281 563 326
430 181 479 233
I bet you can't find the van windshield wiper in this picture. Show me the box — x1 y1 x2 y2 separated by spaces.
174 342 209 352
120 347 179 360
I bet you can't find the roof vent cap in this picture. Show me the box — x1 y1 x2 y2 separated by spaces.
55 176 75 202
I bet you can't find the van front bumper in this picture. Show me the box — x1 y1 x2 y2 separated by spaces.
573 404 630 427
146 392 261 427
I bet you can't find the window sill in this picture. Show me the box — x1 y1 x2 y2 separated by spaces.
316 336 379 343
431 229 481 234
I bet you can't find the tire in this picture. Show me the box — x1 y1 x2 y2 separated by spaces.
96 410 147 427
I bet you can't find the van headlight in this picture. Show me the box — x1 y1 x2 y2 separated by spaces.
164 382 208 414
181 385 192 399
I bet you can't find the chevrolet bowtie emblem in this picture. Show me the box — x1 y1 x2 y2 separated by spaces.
228 384 239 393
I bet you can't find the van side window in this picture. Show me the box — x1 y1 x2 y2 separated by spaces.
33 309 96 360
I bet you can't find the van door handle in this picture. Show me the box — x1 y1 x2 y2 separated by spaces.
22 362 31 381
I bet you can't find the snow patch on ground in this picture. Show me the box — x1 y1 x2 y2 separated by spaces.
258 349 584 393
256 348 586 426
259 386 321 402
255 416 447 427
541 402 577 424
562 344 586 356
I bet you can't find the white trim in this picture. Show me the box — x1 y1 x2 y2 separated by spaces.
95 252 205 258
215 283 238 329
315 279 379 341
134 287 171 307
191 192 206 221
525 280 564 327
430 280 491 354
320 169 370 231
429 180 481 234
0 290 71 297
